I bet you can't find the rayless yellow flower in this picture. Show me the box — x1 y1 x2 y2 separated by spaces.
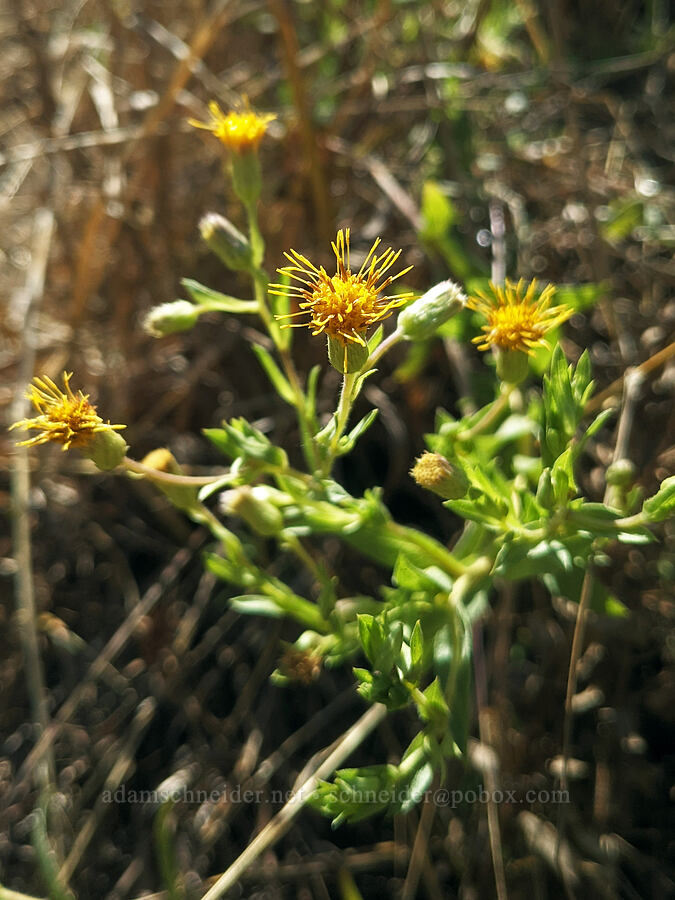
188 100 275 153
467 278 572 355
270 228 414 348
10 372 126 451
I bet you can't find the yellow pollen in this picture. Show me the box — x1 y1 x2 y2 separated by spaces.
269 228 414 346
467 278 572 354
188 100 275 153
10 372 126 451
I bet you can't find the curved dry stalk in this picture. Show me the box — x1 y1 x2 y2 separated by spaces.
200 703 387 900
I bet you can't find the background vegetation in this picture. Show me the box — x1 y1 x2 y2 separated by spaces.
1 1 674 897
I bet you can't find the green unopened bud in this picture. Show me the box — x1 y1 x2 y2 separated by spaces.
140 448 200 512
327 335 369 374
231 152 262 207
398 280 466 341
410 451 469 500
223 485 284 536
495 347 529 385
200 212 253 272
83 428 128 471
536 468 555 510
606 458 636 488
144 301 200 337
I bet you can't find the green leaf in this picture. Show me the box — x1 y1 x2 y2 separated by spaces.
393 555 440 592
229 595 284 617
251 343 295 405
305 364 321 428
421 180 457 238
420 677 450 727
552 447 576 501
205 552 251 587
554 282 608 312
338 409 379 454
367 325 384 352
181 278 258 313
600 199 643 243
203 418 288 468
409 620 424 674
445 496 505 528
643 476 675 523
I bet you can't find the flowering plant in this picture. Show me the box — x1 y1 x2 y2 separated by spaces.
12 101 674 894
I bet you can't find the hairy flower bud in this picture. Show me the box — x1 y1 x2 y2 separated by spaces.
200 212 253 272
144 301 200 337
410 451 469 500
398 280 466 341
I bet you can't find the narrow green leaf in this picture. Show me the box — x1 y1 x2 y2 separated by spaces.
643 476 675 523
251 343 295 405
181 278 257 313
229 595 284 617
410 620 424 672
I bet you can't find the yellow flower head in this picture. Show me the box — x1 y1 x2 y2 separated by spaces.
270 228 414 347
188 100 275 153
10 372 126 451
467 278 572 354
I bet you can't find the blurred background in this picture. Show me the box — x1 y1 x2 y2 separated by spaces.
1 1 674 898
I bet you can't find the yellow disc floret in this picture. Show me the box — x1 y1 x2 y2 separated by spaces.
467 278 572 355
10 372 126 451
269 228 414 347
188 100 275 153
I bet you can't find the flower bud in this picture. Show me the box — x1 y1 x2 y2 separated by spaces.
141 448 200 512
278 645 322 684
398 280 466 341
144 301 200 337
495 347 529 385
82 428 128 471
222 485 284 536
606 458 636 488
410 451 469 500
199 212 253 272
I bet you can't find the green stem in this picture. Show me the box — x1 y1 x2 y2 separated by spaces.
459 385 515 442
386 521 468 578
363 327 404 371
123 457 230 487
242 200 320 472
245 199 265 269
279 348 321 472
613 511 647 531
283 533 326 584
324 371 358 471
